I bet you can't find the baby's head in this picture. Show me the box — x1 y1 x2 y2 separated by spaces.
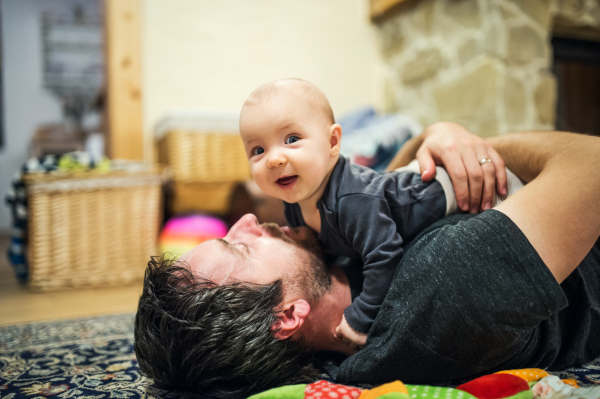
239 79 342 205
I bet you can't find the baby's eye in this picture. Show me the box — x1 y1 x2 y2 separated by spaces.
252 147 264 156
285 136 300 144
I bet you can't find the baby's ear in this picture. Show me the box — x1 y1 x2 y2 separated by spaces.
271 299 310 340
329 124 342 157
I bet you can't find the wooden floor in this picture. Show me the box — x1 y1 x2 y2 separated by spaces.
0 235 142 326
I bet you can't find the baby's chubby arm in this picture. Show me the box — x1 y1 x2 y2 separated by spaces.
335 195 409 336
335 314 367 350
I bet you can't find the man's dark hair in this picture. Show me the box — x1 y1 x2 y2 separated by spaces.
134 256 313 398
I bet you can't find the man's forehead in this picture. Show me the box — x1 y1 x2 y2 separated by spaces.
182 239 242 284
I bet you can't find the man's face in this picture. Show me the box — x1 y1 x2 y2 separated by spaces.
182 214 329 298
239 90 335 205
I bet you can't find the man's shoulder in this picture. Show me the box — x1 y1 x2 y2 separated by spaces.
403 213 476 253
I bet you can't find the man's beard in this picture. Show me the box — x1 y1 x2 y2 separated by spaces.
261 222 332 301
261 223 295 242
294 247 331 301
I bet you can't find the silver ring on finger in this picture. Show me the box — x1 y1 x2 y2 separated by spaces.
479 158 492 165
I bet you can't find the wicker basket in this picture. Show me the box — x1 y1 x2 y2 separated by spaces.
170 181 239 215
25 169 163 292
158 130 251 183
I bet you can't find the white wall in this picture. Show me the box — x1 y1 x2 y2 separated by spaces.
142 0 384 159
0 0 384 229
0 0 65 230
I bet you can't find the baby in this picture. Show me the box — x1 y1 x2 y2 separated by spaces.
239 79 460 348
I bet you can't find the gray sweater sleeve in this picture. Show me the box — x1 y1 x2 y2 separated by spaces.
337 194 405 334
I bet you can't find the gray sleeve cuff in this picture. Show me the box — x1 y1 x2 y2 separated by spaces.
492 167 525 207
395 159 457 215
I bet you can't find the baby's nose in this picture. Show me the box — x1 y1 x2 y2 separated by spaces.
267 152 286 168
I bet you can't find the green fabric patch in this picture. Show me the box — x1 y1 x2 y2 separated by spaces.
406 385 478 399
378 393 410 399
247 384 306 399
502 389 533 399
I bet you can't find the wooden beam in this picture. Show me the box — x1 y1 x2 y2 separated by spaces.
553 18 600 42
105 0 143 160
370 0 419 22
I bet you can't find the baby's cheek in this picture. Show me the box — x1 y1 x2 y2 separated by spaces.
249 167 265 185
252 170 275 195
304 159 329 182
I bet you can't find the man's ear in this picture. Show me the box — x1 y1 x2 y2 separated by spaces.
329 124 342 157
271 299 310 340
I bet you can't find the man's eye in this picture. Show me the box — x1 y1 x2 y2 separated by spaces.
285 136 300 144
237 243 250 254
252 147 264 156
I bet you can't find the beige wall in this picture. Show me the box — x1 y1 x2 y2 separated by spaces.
142 0 384 160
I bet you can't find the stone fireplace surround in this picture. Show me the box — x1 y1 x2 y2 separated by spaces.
376 0 600 136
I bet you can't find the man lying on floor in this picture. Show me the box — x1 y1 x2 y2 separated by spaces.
133 125 600 399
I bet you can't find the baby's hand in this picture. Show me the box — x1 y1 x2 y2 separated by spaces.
334 315 367 350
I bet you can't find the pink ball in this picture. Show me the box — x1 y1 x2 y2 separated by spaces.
159 215 228 256
163 215 228 238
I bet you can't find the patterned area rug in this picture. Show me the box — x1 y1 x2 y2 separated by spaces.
0 314 328 398
0 314 598 398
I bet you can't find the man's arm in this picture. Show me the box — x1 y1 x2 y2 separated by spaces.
387 122 507 213
489 131 600 283
386 134 425 171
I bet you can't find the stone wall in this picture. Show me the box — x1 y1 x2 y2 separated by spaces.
554 0 600 39
378 0 600 136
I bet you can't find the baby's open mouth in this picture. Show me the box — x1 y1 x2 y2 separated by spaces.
276 175 298 188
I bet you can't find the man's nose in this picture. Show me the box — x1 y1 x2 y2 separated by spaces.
237 213 259 227
227 214 262 238
266 150 287 169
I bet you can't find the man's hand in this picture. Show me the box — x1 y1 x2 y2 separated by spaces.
416 122 507 213
334 315 367 350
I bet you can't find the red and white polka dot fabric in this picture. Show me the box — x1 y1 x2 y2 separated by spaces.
304 380 362 399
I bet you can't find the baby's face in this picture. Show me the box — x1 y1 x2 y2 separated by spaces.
240 90 338 205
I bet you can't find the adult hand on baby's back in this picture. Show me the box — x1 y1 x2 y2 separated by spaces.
417 122 507 213
334 315 367 351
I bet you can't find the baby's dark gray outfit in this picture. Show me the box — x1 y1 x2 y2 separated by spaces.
284 156 452 333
